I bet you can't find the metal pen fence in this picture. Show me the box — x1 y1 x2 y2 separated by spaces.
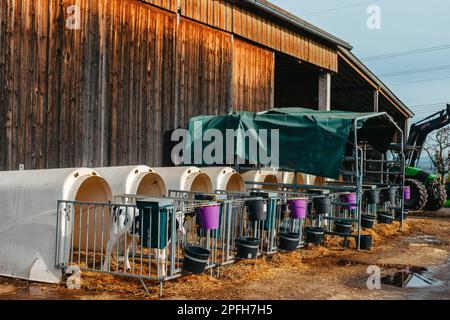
55 173 404 291
56 200 185 283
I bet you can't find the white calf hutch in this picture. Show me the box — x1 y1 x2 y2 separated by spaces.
154 167 213 194
96 166 168 198
0 168 112 283
202 167 246 193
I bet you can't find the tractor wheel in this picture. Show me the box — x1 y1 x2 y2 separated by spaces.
404 179 428 211
424 183 447 212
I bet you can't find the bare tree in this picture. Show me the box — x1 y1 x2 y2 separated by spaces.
423 127 450 184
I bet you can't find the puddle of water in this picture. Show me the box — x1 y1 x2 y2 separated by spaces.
416 235 442 245
405 235 443 245
382 267 443 288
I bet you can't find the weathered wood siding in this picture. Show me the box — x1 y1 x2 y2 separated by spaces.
0 0 340 171
232 6 337 72
178 0 338 72
0 0 60 171
0 0 177 170
176 18 233 127
232 38 275 111
180 0 233 32
1 0 273 171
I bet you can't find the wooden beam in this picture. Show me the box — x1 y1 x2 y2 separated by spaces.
318 71 331 111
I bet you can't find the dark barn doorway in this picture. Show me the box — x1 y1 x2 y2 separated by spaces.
274 54 320 109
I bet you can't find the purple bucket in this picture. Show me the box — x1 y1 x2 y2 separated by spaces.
196 204 220 230
341 193 357 210
288 199 308 219
404 186 411 201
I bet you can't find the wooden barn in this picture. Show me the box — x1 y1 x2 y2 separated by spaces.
0 0 414 171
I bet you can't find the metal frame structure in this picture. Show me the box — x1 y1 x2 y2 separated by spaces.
240 112 405 249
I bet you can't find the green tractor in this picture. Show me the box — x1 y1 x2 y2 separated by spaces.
403 104 450 212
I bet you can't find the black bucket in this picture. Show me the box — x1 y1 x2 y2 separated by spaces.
356 235 373 250
365 189 380 205
335 220 353 234
382 188 397 204
361 214 376 229
246 200 267 221
394 208 409 221
182 246 211 274
278 232 300 251
313 196 331 215
305 227 324 245
377 212 393 225
236 237 261 259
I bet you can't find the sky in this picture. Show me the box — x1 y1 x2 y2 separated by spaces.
270 0 450 122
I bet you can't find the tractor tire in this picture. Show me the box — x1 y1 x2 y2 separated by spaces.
424 183 447 212
404 179 428 211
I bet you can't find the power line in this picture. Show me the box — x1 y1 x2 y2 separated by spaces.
413 104 447 109
411 106 447 112
412 107 448 112
390 75 450 86
301 0 380 16
379 65 450 78
411 101 449 108
362 44 450 61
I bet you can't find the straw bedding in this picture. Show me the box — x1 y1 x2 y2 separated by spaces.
76 221 414 298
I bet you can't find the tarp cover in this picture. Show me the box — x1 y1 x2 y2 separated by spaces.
187 108 397 179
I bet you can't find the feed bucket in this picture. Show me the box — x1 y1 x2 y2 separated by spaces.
236 237 261 259
305 227 324 245
195 204 220 230
382 188 397 204
246 199 267 221
341 193 357 210
365 189 380 205
377 212 393 225
313 196 331 215
288 198 308 219
182 246 211 274
278 233 300 251
335 220 353 234
356 235 373 250
361 214 376 229
395 208 409 221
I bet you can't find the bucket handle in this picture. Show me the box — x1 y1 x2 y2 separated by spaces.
184 254 209 264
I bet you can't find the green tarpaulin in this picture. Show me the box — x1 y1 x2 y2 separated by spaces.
186 108 397 179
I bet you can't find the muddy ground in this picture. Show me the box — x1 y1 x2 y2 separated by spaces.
1 209 450 300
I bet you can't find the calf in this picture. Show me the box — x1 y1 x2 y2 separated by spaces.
102 205 186 277
102 206 138 272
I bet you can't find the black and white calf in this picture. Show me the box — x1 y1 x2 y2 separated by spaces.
102 205 186 277
102 205 138 272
